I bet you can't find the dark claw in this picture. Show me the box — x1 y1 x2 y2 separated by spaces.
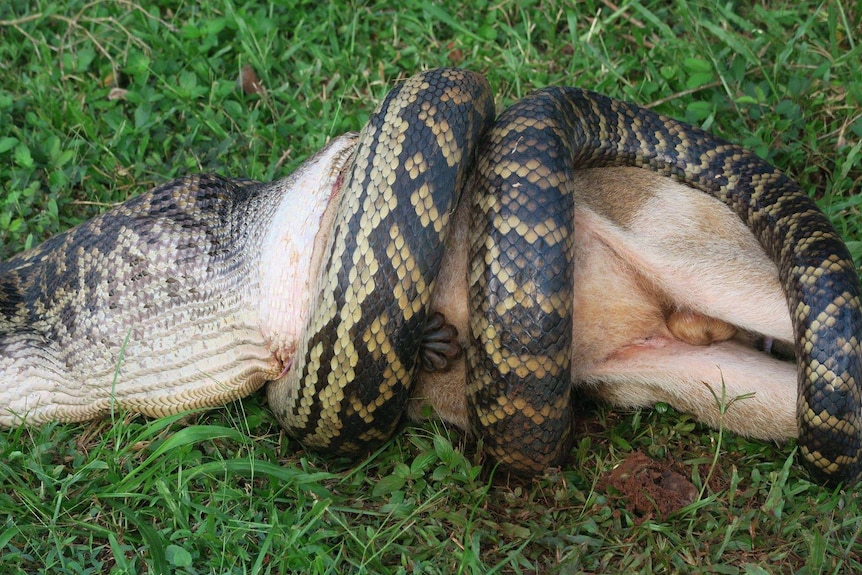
754 336 796 361
421 311 462 372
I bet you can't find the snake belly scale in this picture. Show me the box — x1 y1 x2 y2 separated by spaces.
1 68 861 485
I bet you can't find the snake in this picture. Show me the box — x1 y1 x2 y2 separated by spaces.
1 68 860 484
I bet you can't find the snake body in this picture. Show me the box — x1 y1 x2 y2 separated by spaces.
267 69 495 454
468 86 862 480
1 68 861 484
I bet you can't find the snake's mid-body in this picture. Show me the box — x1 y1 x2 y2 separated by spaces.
2 68 861 485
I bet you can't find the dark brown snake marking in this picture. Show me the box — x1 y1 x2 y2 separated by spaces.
1 68 860 485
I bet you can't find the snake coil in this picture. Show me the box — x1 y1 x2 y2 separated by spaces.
468 85 862 483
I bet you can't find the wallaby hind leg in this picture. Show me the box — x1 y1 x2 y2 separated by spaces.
571 168 796 440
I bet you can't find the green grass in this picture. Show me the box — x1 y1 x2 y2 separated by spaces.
1 0 861 573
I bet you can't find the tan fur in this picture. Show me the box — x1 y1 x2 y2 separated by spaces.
408 167 797 441
666 310 737 346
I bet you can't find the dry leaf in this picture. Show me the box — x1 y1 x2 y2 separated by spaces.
107 87 128 101
239 64 265 95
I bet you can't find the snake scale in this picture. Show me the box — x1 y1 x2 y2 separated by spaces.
1 68 860 484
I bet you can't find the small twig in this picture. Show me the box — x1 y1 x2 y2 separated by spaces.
273 147 295 171
0 13 45 60
620 32 654 50
827 110 862 148
645 80 723 109
0 13 43 26
69 200 121 208
600 0 646 28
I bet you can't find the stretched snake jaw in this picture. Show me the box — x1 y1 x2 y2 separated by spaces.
257 134 358 365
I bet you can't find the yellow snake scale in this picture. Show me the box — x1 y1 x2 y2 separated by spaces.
1 68 861 485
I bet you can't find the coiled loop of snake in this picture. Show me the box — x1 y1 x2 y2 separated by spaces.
470 85 862 482
268 68 862 484
267 69 495 454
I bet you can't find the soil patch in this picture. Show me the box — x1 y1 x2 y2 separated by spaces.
601 450 698 522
